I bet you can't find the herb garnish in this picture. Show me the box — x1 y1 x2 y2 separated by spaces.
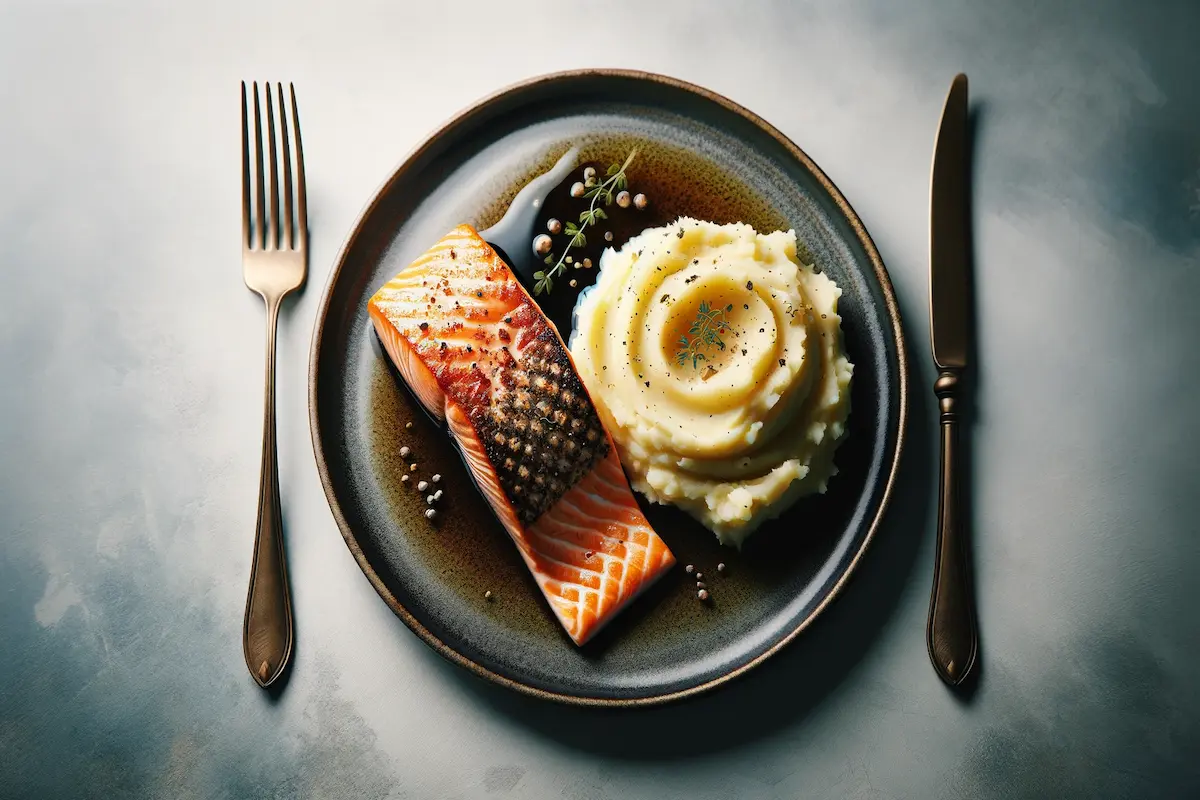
675 301 735 369
534 150 637 295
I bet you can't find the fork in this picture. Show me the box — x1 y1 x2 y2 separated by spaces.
241 81 306 688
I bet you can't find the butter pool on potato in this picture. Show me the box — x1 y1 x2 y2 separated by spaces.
569 218 853 548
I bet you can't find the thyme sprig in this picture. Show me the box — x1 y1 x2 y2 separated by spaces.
675 301 735 369
534 149 637 295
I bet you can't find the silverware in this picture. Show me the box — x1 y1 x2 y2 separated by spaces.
241 81 307 688
926 73 978 686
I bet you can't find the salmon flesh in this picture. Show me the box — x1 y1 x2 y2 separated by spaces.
368 224 675 645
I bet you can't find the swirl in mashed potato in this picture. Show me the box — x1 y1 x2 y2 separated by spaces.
569 218 853 547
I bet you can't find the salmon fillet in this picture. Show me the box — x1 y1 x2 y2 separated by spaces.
368 224 675 645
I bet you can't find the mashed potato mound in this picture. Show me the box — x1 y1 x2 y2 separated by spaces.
569 218 853 547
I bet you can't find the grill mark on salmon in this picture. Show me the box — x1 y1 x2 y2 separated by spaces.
368 225 675 645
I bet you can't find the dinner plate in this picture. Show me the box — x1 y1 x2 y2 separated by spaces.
309 70 907 706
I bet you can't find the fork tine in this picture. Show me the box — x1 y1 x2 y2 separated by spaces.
289 84 307 250
252 83 267 251
265 84 281 251
241 82 251 250
277 83 294 250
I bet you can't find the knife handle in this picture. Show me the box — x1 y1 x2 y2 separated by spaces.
927 369 978 686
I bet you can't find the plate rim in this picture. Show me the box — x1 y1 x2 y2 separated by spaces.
308 68 910 707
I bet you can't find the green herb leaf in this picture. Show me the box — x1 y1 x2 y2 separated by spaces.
673 299 736 370
544 149 636 299
615 175 628 191
534 270 545 279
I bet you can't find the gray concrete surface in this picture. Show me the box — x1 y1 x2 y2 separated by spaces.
2 1 1198 797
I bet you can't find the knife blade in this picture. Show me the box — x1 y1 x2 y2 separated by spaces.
930 73 971 369
926 73 979 688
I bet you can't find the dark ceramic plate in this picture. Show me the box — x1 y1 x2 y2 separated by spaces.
309 70 907 706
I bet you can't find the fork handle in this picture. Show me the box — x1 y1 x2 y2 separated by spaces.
927 370 978 686
243 298 294 688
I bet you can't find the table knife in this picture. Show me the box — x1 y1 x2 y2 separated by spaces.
926 73 979 686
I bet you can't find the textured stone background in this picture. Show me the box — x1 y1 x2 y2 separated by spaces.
1 1 1197 797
